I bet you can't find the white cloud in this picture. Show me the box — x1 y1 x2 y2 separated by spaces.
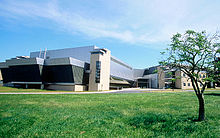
0 1 139 43
0 0 219 49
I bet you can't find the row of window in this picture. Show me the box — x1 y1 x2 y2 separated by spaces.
183 83 191 86
182 73 205 78
183 83 203 87
95 61 101 83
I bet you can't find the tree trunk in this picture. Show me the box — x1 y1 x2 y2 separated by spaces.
197 94 205 121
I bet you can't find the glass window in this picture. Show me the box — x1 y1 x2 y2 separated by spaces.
188 83 190 86
95 61 101 83
183 73 186 77
183 83 186 86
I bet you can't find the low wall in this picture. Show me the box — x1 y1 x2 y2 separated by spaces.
74 85 87 91
45 84 86 91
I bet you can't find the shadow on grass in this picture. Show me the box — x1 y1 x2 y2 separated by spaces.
128 113 172 128
204 93 220 96
127 112 201 135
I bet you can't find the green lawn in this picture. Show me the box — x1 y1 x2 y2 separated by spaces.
0 91 219 137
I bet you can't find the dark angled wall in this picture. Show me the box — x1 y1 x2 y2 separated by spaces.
1 65 42 83
42 65 74 83
1 68 13 83
42 65 86 84
143 66 158 75
1 64 88 85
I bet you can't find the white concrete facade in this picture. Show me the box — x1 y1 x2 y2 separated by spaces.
0 69 2 81
89 49 111 91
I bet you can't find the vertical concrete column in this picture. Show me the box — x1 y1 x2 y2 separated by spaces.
89 49 111 91
0 69 2 81
157 66 165 89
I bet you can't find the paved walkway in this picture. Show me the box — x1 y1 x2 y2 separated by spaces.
0 88 156 94
0 91 120 95
0 88 217 95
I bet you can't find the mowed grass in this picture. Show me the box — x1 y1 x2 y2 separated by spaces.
0 91 220 137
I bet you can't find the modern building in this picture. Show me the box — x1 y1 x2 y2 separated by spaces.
160 69 207 89
134 66 207 89
0 46 135 91
0 45 210 91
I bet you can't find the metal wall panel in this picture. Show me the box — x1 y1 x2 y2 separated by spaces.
110 60 134 81
30 46 97 63
72 65 84 84
5 58 44 66
44 57 85 68
133 69 145 79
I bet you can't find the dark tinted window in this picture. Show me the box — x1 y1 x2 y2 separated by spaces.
95 61 101 83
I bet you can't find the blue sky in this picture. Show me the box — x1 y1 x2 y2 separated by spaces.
0 0 220 68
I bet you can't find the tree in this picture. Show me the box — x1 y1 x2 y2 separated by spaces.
160 30 220 121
